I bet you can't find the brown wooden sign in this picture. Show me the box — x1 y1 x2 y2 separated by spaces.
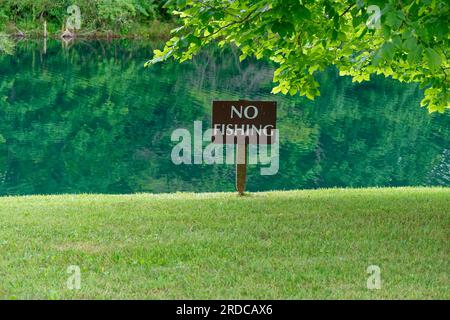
212 100 277 144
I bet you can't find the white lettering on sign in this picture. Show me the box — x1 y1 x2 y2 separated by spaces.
231 105 259 119
214 124 275 137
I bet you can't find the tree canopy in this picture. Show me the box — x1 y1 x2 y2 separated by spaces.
147 0 449 113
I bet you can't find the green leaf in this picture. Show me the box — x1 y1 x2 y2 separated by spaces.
372 49 383 66
186 34 201 47
392 36 402 49
425 48 442 71
385 11 402 29
271 21 295 37
292 5 311 20
381 42 395 60
403 36 417 52
407 45 422 64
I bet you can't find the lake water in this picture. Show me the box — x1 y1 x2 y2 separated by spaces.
0 40 448 195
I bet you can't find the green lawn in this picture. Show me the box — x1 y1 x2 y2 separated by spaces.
0 187 448 299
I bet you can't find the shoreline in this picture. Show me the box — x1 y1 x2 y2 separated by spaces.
1 186 448 199
3 32 172 41
1 21 176 41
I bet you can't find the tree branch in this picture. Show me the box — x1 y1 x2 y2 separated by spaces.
199 7 260 39
340 3 355 17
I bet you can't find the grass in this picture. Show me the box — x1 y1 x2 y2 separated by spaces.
0 187 448 300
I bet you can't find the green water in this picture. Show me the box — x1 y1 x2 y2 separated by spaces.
0 40 448 195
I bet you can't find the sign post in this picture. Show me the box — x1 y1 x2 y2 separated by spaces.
212 100 277 195
236 143 247 195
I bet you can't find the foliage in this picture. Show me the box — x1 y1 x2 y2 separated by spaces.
0 33 15 54
0 0 171 34
148 0 449 113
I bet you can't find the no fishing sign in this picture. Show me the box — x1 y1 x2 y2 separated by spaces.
212 100 277 194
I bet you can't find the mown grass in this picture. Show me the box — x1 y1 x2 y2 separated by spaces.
0 187 448 299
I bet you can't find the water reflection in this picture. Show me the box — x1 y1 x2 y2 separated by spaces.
0 39 448 195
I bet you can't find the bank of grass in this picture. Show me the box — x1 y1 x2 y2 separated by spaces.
0 187 448 300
